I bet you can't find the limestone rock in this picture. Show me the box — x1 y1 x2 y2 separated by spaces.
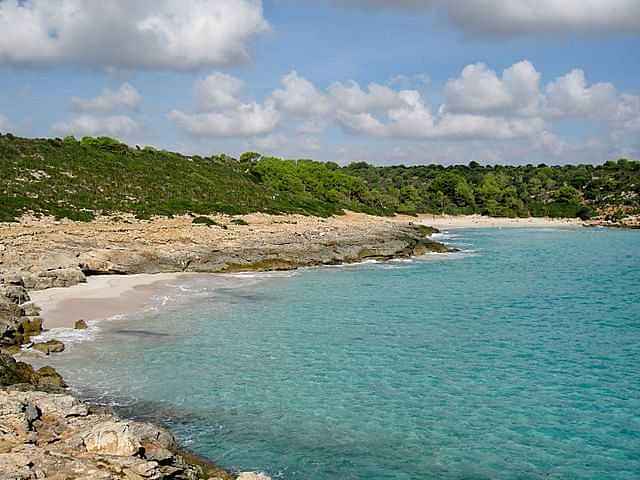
0 284 30 305
35 366 67 389
83 421 142 456
22 267 87 290
32 340 65 355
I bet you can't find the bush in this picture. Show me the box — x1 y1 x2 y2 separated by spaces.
192 216 227 229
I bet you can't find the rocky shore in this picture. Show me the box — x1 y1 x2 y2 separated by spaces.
0 212 450 479
0 212 448 290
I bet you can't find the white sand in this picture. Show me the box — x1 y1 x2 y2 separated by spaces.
29 273 192 329
412 214 582 229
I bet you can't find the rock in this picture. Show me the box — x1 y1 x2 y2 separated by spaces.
16 316 43 343
0 274 24 286
0 284 30 304
21 302 41 317
83 421 142 456
32 340 65 355
0 352 32 386
0 345 20 355
21 267 87 290
35 366 67 389
74 319 89 330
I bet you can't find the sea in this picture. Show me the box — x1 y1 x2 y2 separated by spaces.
35 227 640 479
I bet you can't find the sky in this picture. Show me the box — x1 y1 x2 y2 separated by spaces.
0 0 639 166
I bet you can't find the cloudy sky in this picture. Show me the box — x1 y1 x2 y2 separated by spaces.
0 0 639 165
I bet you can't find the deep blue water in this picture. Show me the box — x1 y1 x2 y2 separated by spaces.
43 228 640 479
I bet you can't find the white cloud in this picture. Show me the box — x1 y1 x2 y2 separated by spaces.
71 83 142 113
545 69 618 118
328 81 410 113
444 61 541 116
0 114 10 131
169 102 280 138
52 114 141 137
171 71 280 138
333 1 640 35
195 73 245 110
168 63 640 162
0 0 269 70
271 71 332 116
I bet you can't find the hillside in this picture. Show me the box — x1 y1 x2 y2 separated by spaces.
1 133 639 222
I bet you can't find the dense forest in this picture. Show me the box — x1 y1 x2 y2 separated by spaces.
1 133 639 223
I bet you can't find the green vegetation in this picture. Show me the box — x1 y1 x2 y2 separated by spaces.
1 133 639 222
192 216 227 229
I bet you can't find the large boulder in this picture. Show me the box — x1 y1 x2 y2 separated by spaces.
83 421 142 456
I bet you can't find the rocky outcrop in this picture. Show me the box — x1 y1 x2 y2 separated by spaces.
0 353 66 391
1 214 451 291
0 277 43 347
0 385 269 480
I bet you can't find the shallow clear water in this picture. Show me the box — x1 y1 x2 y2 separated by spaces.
41 228 640 479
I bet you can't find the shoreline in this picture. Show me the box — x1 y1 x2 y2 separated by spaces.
30 272 198 329
0 214 584 479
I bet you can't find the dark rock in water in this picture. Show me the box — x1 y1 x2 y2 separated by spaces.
74 319 89 330
113 329 171 338
32 339 65 355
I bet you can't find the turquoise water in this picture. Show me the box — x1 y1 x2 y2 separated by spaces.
42 228 640 479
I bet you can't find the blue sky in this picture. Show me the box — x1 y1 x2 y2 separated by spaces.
0 0 639 165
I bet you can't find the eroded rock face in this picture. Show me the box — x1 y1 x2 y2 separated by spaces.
0 388 253 480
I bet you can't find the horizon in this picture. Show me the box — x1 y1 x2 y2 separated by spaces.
0 1 639 166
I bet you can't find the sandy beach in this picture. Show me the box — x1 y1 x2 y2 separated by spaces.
411 214 582 229
29 273 194 329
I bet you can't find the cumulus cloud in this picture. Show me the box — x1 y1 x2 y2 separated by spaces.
168 62 640 162
444 61 541 116
332 0 640 35
171 73 280 137
195 73 245 110
52 114 141 137
0 0 269 70
71 83 142 113
271 71 332 116
169 103 280 138
545 69 618 118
